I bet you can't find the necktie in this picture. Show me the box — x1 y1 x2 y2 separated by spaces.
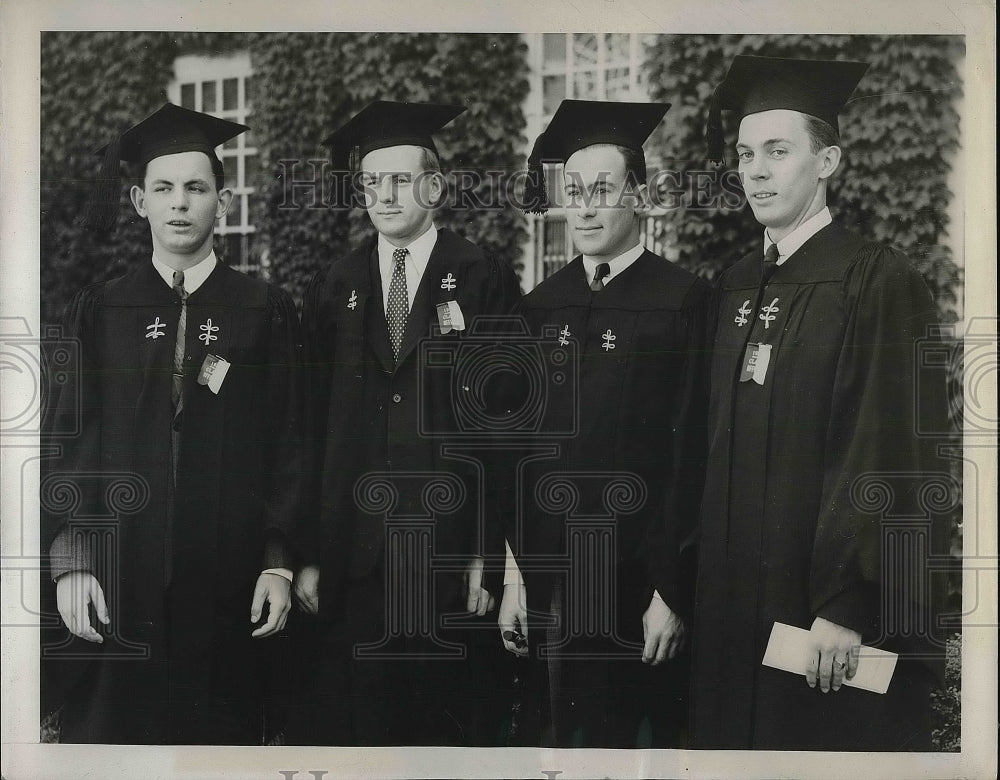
762 243 780 283
387 247 410 359
171 270 188 407
590 262 611 292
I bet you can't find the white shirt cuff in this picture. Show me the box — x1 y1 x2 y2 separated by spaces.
653 589 664 602
503 539 524 587
262 567 293 582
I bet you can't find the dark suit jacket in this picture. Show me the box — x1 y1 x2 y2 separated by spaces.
301 228 521 618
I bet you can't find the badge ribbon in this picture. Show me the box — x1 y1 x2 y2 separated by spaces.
435 300 466 334
739 343 772 385
197 354 231 394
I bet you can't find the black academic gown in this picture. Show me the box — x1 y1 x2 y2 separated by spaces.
40 260 303 745
298 228 521 745
512 251 710 748
691 223 950 750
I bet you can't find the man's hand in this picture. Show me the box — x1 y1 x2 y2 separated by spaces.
250 572 292 638
463 556 496 616
294 564 320 615
498 583 528 657
641 596 685 666
56 571 109 643
806 616 861 692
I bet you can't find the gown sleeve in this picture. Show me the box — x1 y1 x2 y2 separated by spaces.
293 267 334 567
811 244 949 646
643 277 713 619
41 285 104 579
260 284 306 570
478 256 524 599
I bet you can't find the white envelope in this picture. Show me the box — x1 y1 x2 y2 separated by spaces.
761 621 898 694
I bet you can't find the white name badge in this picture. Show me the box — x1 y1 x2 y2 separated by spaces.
739 342 772 385
197 354 231 394
436 300 466 334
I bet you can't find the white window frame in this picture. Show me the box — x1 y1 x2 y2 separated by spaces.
167 52 263 277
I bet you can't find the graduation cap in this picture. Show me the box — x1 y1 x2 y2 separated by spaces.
322 100 466 171
523 99 670 215
706 54 870 165
86 103 248 231
321 100 465 208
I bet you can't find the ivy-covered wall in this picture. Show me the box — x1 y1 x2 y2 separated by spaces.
645 34 964 323
247 32 530 303
41 32 173 325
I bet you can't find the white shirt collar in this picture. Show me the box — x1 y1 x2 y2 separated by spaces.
378 222 438 271
582 243 644 287
763 206 832 266
151 251 218 293
377 223 438 309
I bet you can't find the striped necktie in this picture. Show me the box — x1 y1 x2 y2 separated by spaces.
171 269 188 407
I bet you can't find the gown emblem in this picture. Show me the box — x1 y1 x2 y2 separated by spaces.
145 316 166 340
199 318 220 345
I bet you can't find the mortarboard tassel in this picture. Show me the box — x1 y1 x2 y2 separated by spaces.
705 83 727 168
84 132 123 232
523 159 549 215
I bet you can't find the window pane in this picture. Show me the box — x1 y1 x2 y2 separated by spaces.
543 218 565 256
225 233 242 266
244 153 259 190
180 83 195 109
542 218 568 279
542 33 567 69
245 233 256 274
222 154 237 185
201 81 217 112
244 75 255 109
572 34 598 68
606 67 631 100
542 75 566 116
606 33 630 63
223 78 239 111
573 69 598 100
226 194 243 227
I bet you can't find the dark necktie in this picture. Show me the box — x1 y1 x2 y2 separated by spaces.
387 247 410 359
590 262 611 292
171 269 188 408
763 243 780 283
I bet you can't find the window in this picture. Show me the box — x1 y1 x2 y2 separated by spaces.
168 52 265 278
540 33 646 116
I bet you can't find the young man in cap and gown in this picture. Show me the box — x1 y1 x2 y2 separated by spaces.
497 99 711 747
41 104 304 744
294 100 521 745
691 55 950 750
